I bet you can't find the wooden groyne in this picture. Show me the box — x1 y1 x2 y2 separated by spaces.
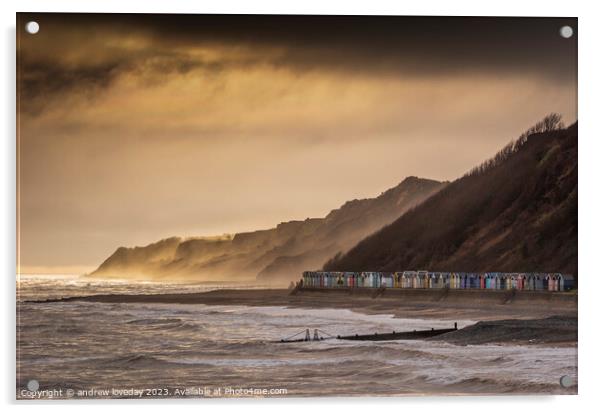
337 325 457 341
279 323 458 343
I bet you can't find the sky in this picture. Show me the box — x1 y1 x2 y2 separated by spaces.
17 14 577 274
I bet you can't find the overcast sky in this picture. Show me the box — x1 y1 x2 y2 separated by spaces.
17 14 577 273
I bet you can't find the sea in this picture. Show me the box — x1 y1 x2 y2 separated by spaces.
16 274 578 399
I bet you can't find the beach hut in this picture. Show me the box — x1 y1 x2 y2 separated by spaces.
367 272 375 288
403 271 416 289
404 271 415 288
357 272 368 288
441 272 450 288
523 274 531 290
542 274 550 291
487 272 500 290
559 274 575 291
417 270 429 288
418 271 425 288
364 272 375 288
529 274 536 290
432 272 443 288
427 272 434 288
534 274 543 291
342 272 350 287
468 273 477 289
433 272 444 288
371 272 377 288
546 274 559 291
394 272 400 288
515 274 522 290
381 273 394 288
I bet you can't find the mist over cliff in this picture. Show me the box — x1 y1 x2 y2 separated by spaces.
90 177 445 284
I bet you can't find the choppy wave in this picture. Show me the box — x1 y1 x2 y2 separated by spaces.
16 277 578 398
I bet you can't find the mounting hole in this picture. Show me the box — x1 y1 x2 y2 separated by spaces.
25 21 39 34
27 379 39 391
559 375 574 388
559 25 573 39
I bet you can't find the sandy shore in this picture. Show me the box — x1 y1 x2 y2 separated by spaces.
33 287 577 345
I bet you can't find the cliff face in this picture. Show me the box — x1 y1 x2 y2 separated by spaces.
324 124 578 278
91 177 445 284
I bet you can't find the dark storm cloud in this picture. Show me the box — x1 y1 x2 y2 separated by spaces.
16 13 578 272
18 13 577 114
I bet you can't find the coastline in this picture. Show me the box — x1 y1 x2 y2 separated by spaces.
30 287 577 345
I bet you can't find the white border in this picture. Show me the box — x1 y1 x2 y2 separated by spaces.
2 1 600 412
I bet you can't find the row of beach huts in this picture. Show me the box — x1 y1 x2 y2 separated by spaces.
301 271 575 292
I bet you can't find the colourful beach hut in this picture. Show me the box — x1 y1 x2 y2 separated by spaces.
417 270 429 288
546 274 558 291
381 273 394 288
559 274 575 291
